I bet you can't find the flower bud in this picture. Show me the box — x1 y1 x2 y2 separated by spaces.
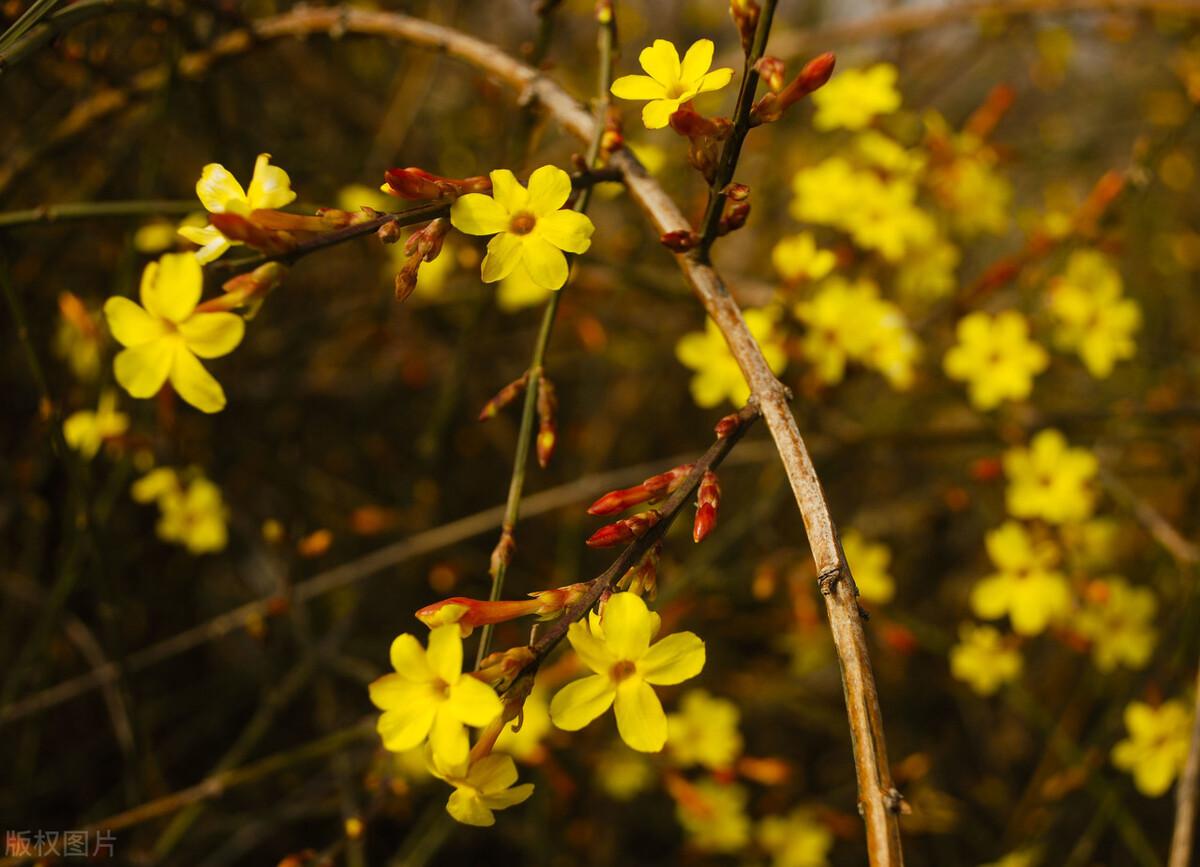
618 541 662 598
478 372 530 421
586 509 662 548
209 212 294 254
660 230 700 253
714 412 743 438
383 167 491 201
754 56 787 93
693 470 720 543
206 262 287 313
587 463 693 515
751 52 836 125
416 596 541 636
729 0 761 55
377 219 404 245
536 373 557 468
718 201 751 236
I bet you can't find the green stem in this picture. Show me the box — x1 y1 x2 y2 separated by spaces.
694 0 778 259
0 199 196 229
473 0 617 668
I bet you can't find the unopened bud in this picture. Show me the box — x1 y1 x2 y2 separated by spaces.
718 201 751 235
478 372 530 421
536 373 557 468
754 56 787 93
618 542 662 598
208 262 287 313
586 509 662 548
377 219 403 245
209 212 294 254
714 412 742 438
723 183 750 202
383 167 491 201
693 470 721 543
661 229 700 252
729 0 761 55
587 463 693 516
752 52 836 125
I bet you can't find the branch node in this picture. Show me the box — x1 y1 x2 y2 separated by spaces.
817 566 842 596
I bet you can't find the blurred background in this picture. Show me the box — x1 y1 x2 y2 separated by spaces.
2 0 1199 864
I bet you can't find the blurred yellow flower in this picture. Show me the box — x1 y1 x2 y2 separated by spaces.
812 64 901 131
428 751 534 826
675 779 751 853
179 153 297 263
54 292 103 382
104 253 245 414
772 233 836 283
550 592 705 752
676 308 786 408
1076 578 1157 672
666 689 743 770
1003 429 1097 524
949 622 1022 696
611 39 733 129
896 237 960 302
757 808 834 867
132 467 229 554
842 530 896 604
1112 700 1193 797
63 391 128 460
495 686 552 763
930 154 1012 237
336 182 394 214
368 625 504 767
1048 250 1141 378
595 745 653 800
971 521 1070 635
854 130 926 177
943 311 1048 410
450 166 594 291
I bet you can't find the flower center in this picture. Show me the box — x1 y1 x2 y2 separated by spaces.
609 659 637 683
665 81 688 99
432 677 450 699
508 212 537 235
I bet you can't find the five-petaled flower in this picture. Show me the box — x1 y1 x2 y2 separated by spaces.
610 39 733 129
549 591 705 752
949 622 1022 696
943 310 1048 410
63 390 129 460
104 253 245 414
369 624 503 767
1112 699 1193 797
970 521 1070 636
450 166 594 292
428 752 534 827
811 63 902 131
179 153 297 263
1003 429 1098 524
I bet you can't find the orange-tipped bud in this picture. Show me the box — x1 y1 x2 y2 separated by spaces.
475 646 536 691
201 262 287 313
536 373 558 468
383 167 491 201
754 56 787 93
751 52 836 125
729 0 761 55
693 470 721 543
209 212 295 254
527 581 591 618
478 373 529 421
618 541 662 598
416 596 542 636
587 463 694 516
586 509 662 548
668 104 731 140
393 218 450 303
714 412 742 438
661 229 700 252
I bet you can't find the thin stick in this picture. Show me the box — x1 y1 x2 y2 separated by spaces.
1170 666 1200 867
0 199 196 228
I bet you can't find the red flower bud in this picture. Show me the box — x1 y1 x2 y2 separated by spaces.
536 373 558 468
586 510 661 548
587 463 693 516
661 229 700 252
478 372 530 421
714 412 742 438
754 56 786 93
383 167 491 201
693 471 720 543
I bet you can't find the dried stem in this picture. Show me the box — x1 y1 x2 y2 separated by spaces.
1170 666 1200 867
0 199 196 228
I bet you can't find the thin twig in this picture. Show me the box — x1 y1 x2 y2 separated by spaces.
0 199 196 228
1170 666 1200 867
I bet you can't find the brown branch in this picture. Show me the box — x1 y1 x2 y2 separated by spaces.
1171 666 1200 867
220 8 903 863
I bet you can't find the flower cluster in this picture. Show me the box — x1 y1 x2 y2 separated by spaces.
1047 250 1141 378
131 467 228 554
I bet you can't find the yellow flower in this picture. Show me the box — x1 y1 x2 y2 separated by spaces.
896 238 960 302
368 625 504 767
179 153 296 263
842 530 895 604
1048 250 1141 378
666 689 743 770
676 308 786 408
1112 700 1193 797
104 254 245 414
1076 578 1157 672
854 130 926 177
811 64 902 131
757 809 834 867
610 39 733 129
1003 429 1098 524
132 467 229 554
949 623 1022 696
943 311 1048 410
63 390 128 460
427 751 534 826
675 779 751 853
971 521 1071 635
595 746 653 800
931 154 1011 237
549 592 705 752
772 233 836 283
495 686 552 762
450 166 594 291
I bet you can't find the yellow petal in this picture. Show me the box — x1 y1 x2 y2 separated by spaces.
144 253 202 323
469 753 518 792
601 592 655 660
104 297 166 347
642 98 680 130
429 706 470 766
246 153 297 210
195 162 247 214
131 468 178 503
178 312 245 359
450 193 509 236
113 340 173 399
521 237 569 290
178 223 235 264
447 789 495 827
479 783 534 810
549 674 615 731
168 346 226 413
696 67 734 94
497 262 551 312
526 165 573 216
489 169 528 214
679 39 714 84
481 232 524 283
639 39 680 85
368 672 429 710
377 703 436 752
566 620 617 674
690 372 729 408
613 678 667 752
674 331 712 368
390 633 433 681
535 210 594 254
63 412 101 460
426 624 464 683
445 675 503 727
611 74 667 101
639 632 706 685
